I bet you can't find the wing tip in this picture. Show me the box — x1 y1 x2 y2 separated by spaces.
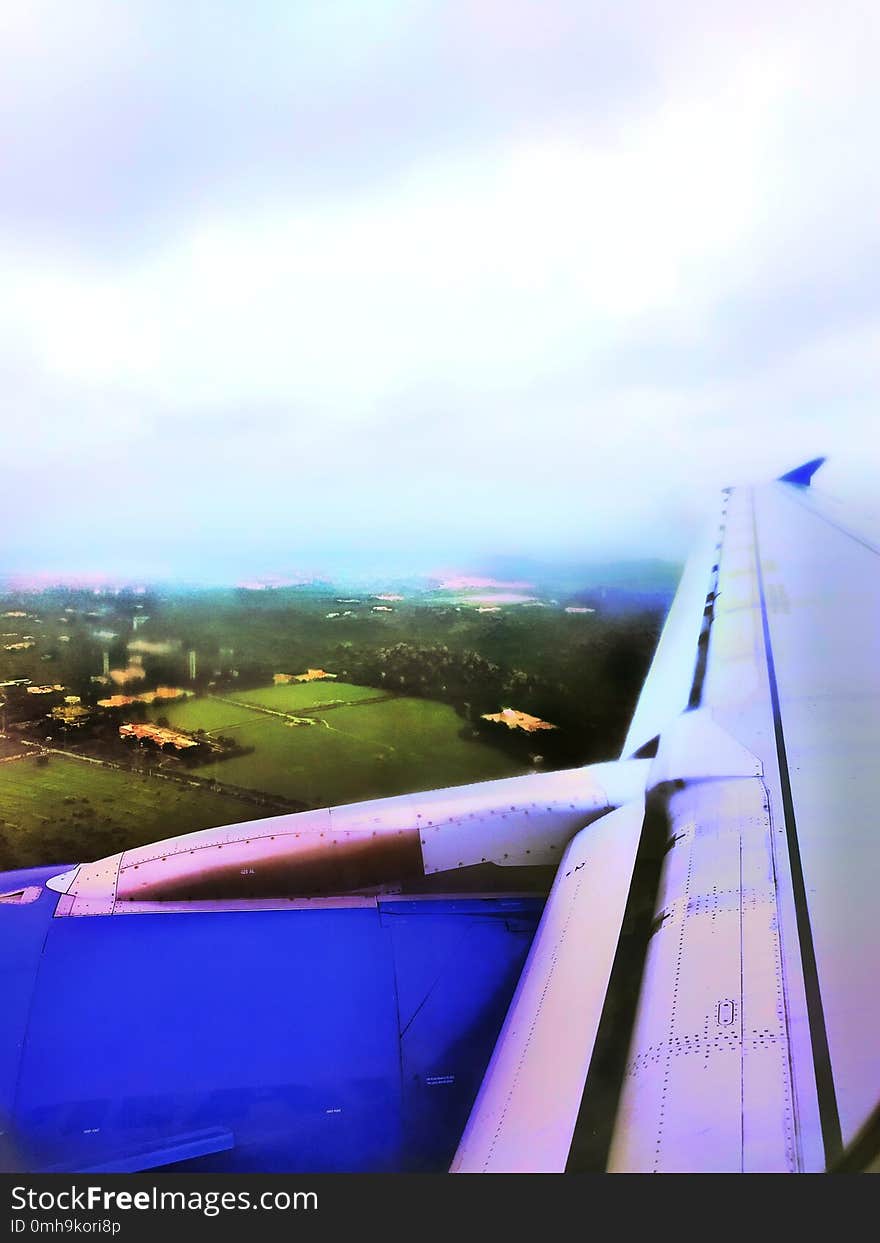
777 456 827 487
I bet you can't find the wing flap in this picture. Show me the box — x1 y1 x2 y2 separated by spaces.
450 798 645 1172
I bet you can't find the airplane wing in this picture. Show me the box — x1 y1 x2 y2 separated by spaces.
454 459 880 1173
1 460 877 1173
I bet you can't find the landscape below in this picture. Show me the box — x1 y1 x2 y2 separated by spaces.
0 572 672 871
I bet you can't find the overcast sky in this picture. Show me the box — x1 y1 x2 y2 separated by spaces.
3 1 878 580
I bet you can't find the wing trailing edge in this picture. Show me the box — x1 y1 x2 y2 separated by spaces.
450 798 646 1172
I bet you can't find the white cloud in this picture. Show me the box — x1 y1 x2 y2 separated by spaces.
2 54 785 420
1 1 879 571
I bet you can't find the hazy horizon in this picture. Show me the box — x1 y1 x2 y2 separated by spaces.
4 3 879 578
0 552 683 594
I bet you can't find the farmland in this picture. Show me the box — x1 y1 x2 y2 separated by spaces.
0 683 527 872
0 755 265 871
233 683 383 711
0 576 670 873
150 683 526 807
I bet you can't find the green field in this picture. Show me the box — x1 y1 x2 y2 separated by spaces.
0 581 667 878
228 683 385 711
151 684 526 806
0 756 265 871
0 683 527 873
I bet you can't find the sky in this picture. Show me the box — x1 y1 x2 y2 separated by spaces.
2 1 879 581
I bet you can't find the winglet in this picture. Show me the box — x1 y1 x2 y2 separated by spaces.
778 456 826 487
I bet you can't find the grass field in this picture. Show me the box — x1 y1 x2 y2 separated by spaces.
0 756 265 871
151 684 526 806
0 683 527 873
227 683 385 711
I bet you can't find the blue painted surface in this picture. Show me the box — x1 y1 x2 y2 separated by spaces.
0 873 543 1173
0 866 62 1172
778 457 826 487
383 899 539 1171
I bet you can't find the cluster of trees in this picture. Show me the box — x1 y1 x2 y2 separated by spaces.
338 642 529 712
333 612 662 768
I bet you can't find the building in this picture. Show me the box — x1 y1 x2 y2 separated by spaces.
480 708 557 733
274 669 337 685
49 705 91 729
98 687 191 709
119 723 200 752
